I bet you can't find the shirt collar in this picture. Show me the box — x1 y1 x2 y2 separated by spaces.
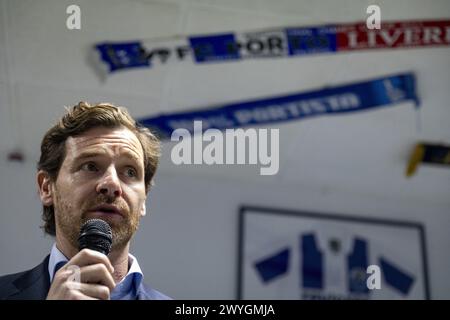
48 243 69 283
48 243 144 298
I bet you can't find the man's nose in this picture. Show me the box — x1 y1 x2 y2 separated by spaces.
96 167 122 198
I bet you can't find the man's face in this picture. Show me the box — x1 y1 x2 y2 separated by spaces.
49 126 147 251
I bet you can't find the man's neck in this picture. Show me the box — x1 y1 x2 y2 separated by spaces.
56 236 130 284
108 246 130 284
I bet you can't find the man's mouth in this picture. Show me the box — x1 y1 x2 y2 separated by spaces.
88 205 124 218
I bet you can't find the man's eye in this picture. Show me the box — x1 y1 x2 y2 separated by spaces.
125 167 137 178
81 162 98 172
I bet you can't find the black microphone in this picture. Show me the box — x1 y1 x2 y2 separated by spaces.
78 219 112 255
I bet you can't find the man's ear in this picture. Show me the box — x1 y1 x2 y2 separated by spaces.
37 170 54 206
140 202 146 217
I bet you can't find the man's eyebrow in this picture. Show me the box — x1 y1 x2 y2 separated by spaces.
73 151 107 161
121 151 141 162
74 150 141 163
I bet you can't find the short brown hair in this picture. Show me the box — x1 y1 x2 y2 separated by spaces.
38 101 161 236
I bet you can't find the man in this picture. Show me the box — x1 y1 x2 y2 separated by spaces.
0 102 170 300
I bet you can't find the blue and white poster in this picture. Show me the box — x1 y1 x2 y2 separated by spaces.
238 207 429 300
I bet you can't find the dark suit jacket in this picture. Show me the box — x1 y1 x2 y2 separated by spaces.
0 256 171 300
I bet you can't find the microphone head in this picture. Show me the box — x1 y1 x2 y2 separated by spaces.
78 219 112 255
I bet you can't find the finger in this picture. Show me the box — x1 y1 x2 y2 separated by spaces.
64 249 114 273
68 282 111 300
71 291 99 300
80 264 116 291
53 267 80 283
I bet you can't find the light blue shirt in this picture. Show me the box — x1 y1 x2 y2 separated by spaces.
48 243 144 300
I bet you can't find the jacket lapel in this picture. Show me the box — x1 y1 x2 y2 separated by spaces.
8 255 50 300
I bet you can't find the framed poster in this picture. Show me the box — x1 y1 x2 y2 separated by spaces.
237 206 430 300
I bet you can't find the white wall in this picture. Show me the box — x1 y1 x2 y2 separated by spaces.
1 161 449 299
0 0 449 299
137 171 450 299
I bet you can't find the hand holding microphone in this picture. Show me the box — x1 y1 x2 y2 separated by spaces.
46 219 116 300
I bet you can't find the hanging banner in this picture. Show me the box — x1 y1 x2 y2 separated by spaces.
138 73 419 138
94 19 450 73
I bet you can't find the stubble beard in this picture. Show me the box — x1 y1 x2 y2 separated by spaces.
53 189 140 253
